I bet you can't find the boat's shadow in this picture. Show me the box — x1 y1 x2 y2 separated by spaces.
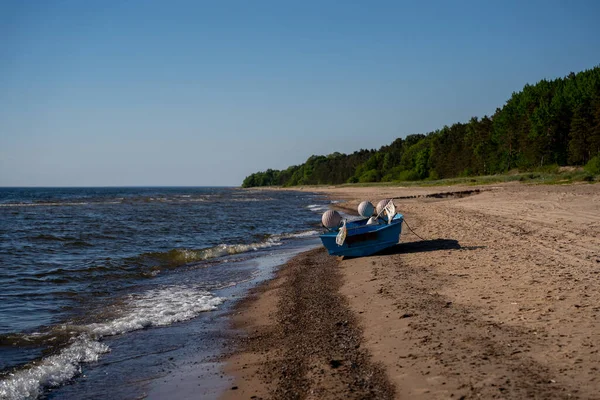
367 238 480 257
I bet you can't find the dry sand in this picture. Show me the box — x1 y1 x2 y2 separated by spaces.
222 182 600 399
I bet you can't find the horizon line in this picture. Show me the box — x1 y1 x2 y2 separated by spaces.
0 185 241 189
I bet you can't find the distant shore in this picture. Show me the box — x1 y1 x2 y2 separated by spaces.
222 182 600 399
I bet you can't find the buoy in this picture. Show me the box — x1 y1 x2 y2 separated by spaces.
366 216 379 225
357 201 374 217
321 210 342 228
376 199 390 215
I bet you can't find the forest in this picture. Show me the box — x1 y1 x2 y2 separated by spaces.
242 66 600 188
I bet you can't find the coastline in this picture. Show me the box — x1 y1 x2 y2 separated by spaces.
222 182 600 399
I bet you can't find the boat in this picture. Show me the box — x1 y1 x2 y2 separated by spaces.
320 213 404 257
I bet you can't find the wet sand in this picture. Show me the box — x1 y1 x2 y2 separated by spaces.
222 182 600 399
221 248 394 400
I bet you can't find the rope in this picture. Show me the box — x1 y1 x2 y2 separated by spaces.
403 218 427 241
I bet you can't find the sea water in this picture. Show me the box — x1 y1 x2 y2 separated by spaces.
0 187 330 399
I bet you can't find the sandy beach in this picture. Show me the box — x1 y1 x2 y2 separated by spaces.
222 182 600 399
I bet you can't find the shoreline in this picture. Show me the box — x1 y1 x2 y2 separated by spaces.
222 182 600 399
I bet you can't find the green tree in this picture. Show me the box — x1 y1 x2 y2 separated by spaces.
568 104 592 164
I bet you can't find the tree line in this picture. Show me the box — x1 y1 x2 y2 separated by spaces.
242 66 600 188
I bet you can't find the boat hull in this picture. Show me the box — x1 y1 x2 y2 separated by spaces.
320 214 403 257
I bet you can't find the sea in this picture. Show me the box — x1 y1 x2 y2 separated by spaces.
0 187 333 400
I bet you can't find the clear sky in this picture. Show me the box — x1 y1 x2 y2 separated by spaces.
1 0 599 186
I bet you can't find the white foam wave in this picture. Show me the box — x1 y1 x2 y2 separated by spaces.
208 240 282 257
86 286 224 336
276 230 320 239
175 232 317 263
0 286 224 400
307 204 329 212
0 202 91 208
164 240 283 265
188 231 316 260
0 336 109 400
229 197 275 202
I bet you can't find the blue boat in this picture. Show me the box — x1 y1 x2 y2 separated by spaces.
320 214 404 257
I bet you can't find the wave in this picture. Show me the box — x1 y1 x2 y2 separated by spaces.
28 234 71 242
31 265 116 279
0 336 109 400
28 233 117 242
133 229 321 268
62 240 94 248
167 230 320 261
9 229 321 302
307 204 329 212
166 230 320 267
139 240 283 267
0 196 209 208
85 286 223 336
19 239 284 281
0 286 223 400
0 290 79 300
25 235 94 248
274 230 320 239
228 197 275 202
0 202 93 208
13 235 308 285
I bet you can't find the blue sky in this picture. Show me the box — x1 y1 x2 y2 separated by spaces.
1 0 599 186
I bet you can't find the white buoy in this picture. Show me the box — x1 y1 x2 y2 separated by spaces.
376 199 390 215
321 210 342 228
357 201 374 217
366 216 379 225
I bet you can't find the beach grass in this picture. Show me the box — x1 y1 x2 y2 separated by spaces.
303 168 599 189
